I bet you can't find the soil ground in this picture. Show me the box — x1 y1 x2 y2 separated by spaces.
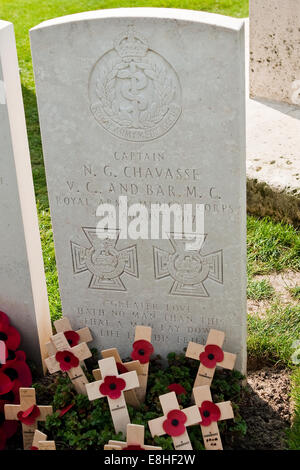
233 367 291 450
248 270 300 316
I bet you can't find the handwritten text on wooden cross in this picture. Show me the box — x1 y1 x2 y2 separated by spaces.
46 316 92 356
32 429 56 450
45 332 91 394
93 347 142 408
131 325 153 403
193 385 234 450
86 356 139 435
4 388 53 449
186 329 236 387
148 391 201 450
105 423 162 450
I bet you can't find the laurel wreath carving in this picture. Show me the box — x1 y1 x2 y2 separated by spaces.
95 59 176 128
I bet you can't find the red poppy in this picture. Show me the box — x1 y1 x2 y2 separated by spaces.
0 312 9 327
59 403 74 417
0 322 21 351
0 401 18 441
1 354 32 389
64 330 80 347
30 446 39 450
163 409 187 437
123 444 143 450
167 383 187 396
199 400 221 426
55 350 79 371
0 382 20 407
116 362 128 374
199 344 224 369
0 371 13 395
131 340 154 364
13 350 26 362
99 375 126 400
17 404 40 426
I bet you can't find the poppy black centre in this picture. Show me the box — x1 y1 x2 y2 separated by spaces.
67 339 73 346
64 356 71 363
138 349 145 356
4 368 18 381
7 350 16 361
171 419 179 426
109 383 117 390
203 410 210 418
208 354 215 360
0 332 8 341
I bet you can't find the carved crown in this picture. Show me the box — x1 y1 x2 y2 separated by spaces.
114 26 148 59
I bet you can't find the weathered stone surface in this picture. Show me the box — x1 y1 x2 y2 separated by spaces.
250 0 300 105
246 17 300 227
0 20 52 370
30 9 246 371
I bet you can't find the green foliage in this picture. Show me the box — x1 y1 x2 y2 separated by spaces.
36 354 247 450
247 216 300 276
38 207 61 322
287 368 300 450
247 278 274 301
289 286 300 300
248 302 300 366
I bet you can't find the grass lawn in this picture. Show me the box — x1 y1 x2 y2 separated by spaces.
1 0 300 449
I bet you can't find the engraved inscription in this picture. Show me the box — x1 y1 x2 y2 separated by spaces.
71 228 139 291
89 26 181 142
153 234 223 297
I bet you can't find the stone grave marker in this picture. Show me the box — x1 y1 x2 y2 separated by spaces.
0 20 52 370
30 9 246 371
250 0 300 105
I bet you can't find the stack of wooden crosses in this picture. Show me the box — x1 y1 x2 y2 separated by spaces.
5 319 237 451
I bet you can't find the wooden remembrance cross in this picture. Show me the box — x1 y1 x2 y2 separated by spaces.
86 356 139 435
132 325 153 403
45 332 91 394
4 388 53 449
46 316 92 356
186 329 236 387
32 430 56 450
193 385 234 450
93 348 142 408
104 423 162 450
148 392 201 450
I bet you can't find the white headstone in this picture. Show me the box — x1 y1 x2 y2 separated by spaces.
250 0 300 105
0 20 52 370
30 8 246 372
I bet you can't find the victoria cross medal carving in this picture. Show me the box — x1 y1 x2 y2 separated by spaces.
153 235 223 297
71 228 139 291
89 26 181 141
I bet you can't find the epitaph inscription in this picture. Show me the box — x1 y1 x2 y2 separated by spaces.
89 26 181 141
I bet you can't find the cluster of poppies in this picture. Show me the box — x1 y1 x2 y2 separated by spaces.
93 339 224 438
0 311 32 450
0 315 226 448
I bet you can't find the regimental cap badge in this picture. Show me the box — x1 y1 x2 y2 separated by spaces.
114 26 148 61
